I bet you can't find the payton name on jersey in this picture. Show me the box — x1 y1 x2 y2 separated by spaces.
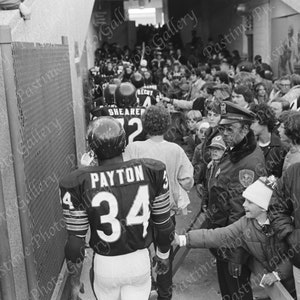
90 165 145 188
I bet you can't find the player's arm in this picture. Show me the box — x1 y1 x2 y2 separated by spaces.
151 169 174 275
60 186 89 255
60 179 89 300
151 169 175 256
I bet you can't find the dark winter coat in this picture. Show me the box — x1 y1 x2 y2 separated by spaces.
203 130 266 229
269 162 300 268
202 130 266 262
187 216 295 297
260 133 287 178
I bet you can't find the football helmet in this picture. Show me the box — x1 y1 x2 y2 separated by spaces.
115 82 137 108
143 71 152 85
130 72 145 89
104 84 117 105
87 117 126 160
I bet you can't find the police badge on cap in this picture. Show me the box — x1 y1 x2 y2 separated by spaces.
220 102 227 115
219 101 256 125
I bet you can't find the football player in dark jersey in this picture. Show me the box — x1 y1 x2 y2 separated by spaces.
107 82 147 144
136 87 161 107
130 71 145 90
90 82 143 130
103 82 118 106
131 72 161 107
60 116 174 300
90 83 118 120
82 82 147 167
143 70 158 90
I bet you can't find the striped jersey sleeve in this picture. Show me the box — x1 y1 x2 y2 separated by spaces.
151 189 171 225
150 169 174 253
60 180 89 238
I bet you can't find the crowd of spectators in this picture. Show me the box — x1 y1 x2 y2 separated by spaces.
82 25 300 300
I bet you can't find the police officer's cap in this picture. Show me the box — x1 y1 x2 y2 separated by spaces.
219 101 256 125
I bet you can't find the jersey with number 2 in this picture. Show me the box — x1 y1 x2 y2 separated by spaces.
107 107 147 144
60 158 171 256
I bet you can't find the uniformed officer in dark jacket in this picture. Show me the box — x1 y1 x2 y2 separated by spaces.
202 101 266 300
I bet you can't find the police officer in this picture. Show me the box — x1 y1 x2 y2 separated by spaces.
202 101 266 299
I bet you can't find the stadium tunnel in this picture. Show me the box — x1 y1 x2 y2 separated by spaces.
1 0 300 299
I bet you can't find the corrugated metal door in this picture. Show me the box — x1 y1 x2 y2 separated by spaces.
12 42 76 300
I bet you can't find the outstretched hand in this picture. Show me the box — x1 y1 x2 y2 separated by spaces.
171 232 180 246
260 273 278 286
67 260 84 300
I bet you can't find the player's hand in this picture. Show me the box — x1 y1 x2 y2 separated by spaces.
153 255 170 275
80 151 95 167
67 260 84 300
69 284 83 300
172 233 180 246
228 262 242 278
260 273 278 286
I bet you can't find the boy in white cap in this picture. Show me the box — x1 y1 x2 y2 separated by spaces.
173 177 296 298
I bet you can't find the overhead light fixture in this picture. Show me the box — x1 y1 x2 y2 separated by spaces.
236 3 247 15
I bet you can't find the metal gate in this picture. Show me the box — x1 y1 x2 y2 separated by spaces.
12 42 76 300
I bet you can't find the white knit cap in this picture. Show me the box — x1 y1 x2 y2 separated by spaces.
199 121 210 130
242 177 274 210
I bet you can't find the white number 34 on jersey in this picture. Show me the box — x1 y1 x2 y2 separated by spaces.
92 185 150 243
